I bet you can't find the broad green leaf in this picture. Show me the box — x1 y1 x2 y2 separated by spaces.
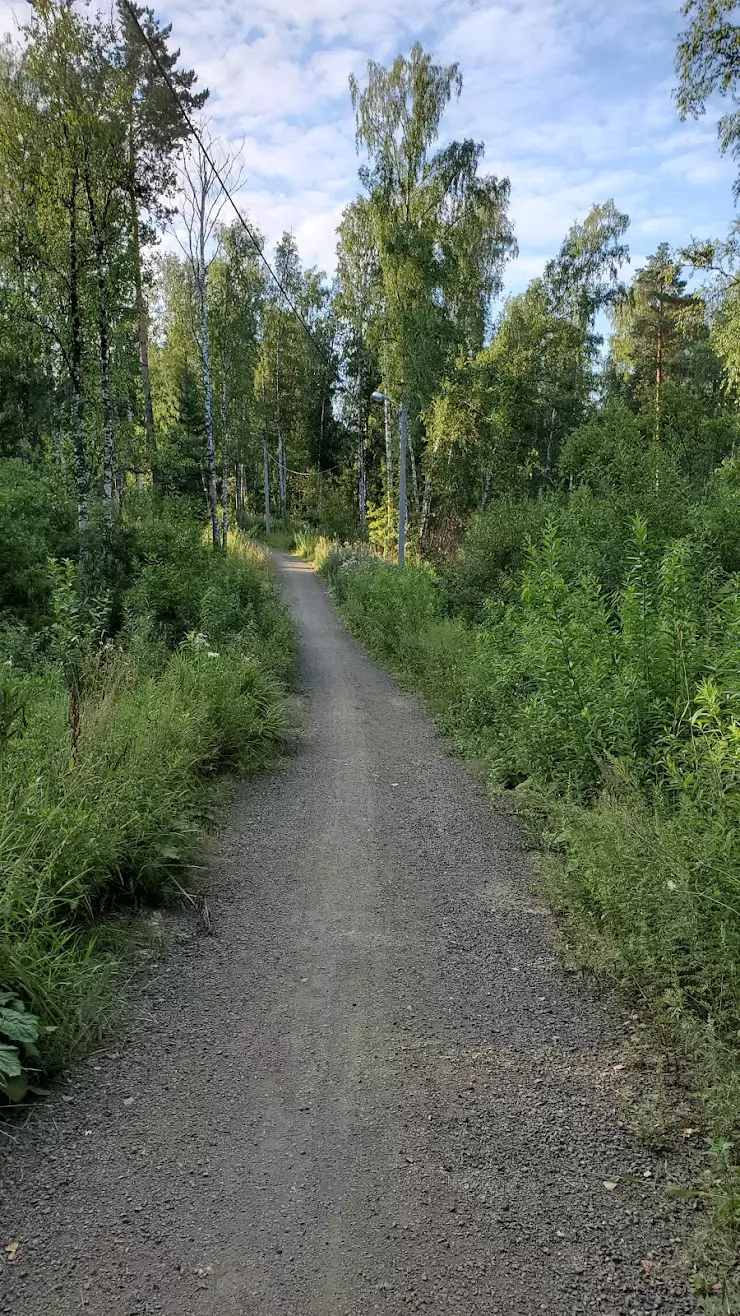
1 1072 29 1103
0 1043 23 1080
0 1007 39 1046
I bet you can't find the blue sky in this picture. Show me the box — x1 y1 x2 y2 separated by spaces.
0 0 736 296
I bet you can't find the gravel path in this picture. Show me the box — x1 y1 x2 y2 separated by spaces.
1 552 694 1315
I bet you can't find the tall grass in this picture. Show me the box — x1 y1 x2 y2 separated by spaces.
1 514 294 1094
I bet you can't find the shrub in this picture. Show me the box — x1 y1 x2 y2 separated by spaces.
0 530 292 1087
439 496 549 621
0 459 77 623
324 524 740 1112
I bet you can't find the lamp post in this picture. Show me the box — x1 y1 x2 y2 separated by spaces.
371 390 407 567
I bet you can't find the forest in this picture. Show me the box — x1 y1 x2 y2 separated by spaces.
0 0 739 1299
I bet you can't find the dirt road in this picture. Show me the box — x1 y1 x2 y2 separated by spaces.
1 552 692 1314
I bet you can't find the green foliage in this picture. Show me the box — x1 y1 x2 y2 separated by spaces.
440 497 550 621
0 511 292 1092
0 460 77 623
0 992 47 1103
676 0 740 200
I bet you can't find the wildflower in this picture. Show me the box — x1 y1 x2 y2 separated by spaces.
667 880 677 891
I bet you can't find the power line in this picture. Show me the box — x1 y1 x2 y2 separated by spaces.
120 0 334 375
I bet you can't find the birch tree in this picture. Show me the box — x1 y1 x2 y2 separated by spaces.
210 222 266 545
348 43 516 538
115 1 207 476
178 125 244 547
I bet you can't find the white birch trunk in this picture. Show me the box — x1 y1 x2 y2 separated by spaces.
408 432 420 516
420 473 433 543
197 226 219 549
358 399 367 538
220 363 229 549
384 395 393 549
263 438 271 532
277 431 287 515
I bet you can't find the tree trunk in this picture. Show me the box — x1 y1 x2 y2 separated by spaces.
234 429 243 521
358 399 367 538
655 324 663 446
318 393 326 522
408 431 420 516
384 395 393 549
84 165 114 531
263 437 271 532
420 473 433 543
275 312 287 516
545 407 556 483
220 364 229 549
197 233 219 549
129 137 156 472
277 432 287 515
481 466 492 509
69 169 87 536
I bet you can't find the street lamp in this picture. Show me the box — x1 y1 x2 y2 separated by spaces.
371 390 408 567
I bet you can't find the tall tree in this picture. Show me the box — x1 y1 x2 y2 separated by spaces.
209 222 266 544
178 125 243 547
611 244 704 441
335 198 380 537
0 1 99 533
348 44 516 534
115 2 207 472
676 0 740 197
544 200 630 332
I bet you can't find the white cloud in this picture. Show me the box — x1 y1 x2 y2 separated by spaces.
4 0 738 293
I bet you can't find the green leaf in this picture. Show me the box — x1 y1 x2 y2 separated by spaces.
0 1006 39 1046
1 1072 29 1103
0 1043 23 1080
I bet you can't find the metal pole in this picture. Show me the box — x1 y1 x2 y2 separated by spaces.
263 438 271 533
398 402 407 567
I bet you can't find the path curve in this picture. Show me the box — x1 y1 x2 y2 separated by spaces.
1 552 692 1315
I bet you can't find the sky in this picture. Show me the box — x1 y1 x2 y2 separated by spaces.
0 0 737 297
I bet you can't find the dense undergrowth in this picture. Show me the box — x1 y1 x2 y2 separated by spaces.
310 469 740 1307
1 483 293 1102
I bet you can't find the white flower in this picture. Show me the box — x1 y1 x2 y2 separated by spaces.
667 880 677 891
207 651 220 659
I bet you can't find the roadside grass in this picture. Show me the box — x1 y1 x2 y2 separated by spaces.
1 517 294 1104
313 534 740 1307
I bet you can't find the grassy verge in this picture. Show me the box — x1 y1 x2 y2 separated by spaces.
1 515 294 1102
312 535 739 1310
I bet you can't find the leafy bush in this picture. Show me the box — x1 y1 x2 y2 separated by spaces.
0 992 47 1103
325 522 740 1124
439 496 549 621
0 459 77 623
0 524 293 1092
